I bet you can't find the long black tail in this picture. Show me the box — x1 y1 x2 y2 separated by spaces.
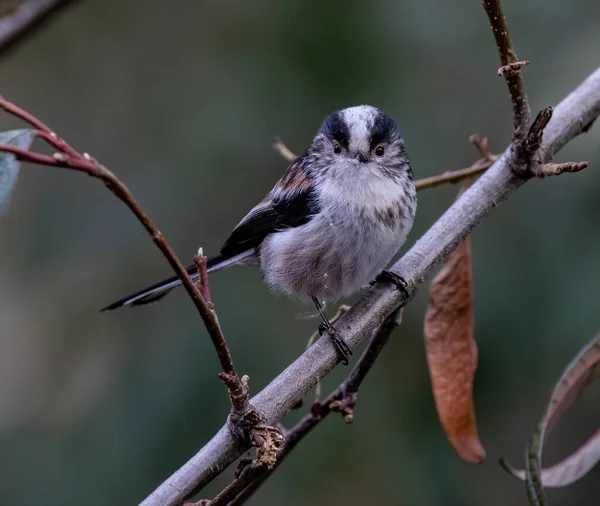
101 253 233 311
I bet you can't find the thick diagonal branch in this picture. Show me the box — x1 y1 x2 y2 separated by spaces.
206 309 402 506
139 66 600 506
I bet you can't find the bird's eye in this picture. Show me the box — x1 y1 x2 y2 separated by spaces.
374 144 385 156
333 141 342 154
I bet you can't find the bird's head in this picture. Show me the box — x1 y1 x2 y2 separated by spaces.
310 105 410 180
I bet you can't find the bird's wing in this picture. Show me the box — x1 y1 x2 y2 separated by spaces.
100 154 319 311
220 153 319 258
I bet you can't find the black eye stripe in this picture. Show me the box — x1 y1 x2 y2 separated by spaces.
319 111 350 147
369 111 399 148
318 107 400 152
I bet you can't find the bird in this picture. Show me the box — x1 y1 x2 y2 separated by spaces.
102 105 417 364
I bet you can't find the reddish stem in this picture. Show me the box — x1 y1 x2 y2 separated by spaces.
194 253 213 306
0 96 238 377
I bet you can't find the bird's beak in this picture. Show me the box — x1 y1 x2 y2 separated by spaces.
354 151 368 164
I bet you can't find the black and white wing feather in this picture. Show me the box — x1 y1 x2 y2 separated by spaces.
101 153 319 310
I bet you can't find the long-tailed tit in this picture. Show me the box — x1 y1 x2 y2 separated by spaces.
103 105 417 364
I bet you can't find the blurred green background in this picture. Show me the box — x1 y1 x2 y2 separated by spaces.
1 0 599 504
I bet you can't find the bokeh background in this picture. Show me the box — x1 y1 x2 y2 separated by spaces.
1 0 599 505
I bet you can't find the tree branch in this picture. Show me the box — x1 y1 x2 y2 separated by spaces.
272 136 296 162
537 161 588 177
0 0 81 57
139 66 600 506
205 309 403 506
0 97 237 378
194 251 213 307
0 96 284 462
414 158 495 191
482 0 531 142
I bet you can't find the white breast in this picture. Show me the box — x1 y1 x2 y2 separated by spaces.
260 168 416 302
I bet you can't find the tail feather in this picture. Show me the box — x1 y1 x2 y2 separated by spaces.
101 251 250 311
100 263 200 311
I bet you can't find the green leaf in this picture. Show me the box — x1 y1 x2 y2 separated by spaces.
500 333 600 504
0 129 35 216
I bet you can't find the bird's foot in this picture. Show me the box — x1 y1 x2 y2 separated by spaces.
318 321 352 365
376 270 410 299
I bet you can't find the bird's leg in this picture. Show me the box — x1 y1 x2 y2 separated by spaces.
375 270 410 300
312 296 352 365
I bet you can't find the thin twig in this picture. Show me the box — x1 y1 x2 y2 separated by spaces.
0 0 81 57
194 250 213 307
482 0 531 142
207 309 403 506
272 136 296 162
469 135 494 160
0 141 59 165
0 96 237 378
537 161 588 177
139 65 600 506
482 2 586 179
415 158 496 191
218 372 284 457
523 107 553 159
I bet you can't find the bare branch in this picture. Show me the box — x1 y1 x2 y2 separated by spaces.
509 106 553 175
414 158 496 191
482 0 531 142
0 140 61 165
194 250 213 307
469 135 494 160
536 161 588 177
218 372 284 457
272 136 296 162
483 3 585 181
139 67 600 506
0 97 238 378
0 0 81 57
524 107 554 158
207 309 403 506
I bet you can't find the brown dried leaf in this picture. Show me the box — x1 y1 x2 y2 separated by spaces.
423 184 485 464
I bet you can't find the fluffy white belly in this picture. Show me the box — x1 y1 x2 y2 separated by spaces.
259 201 413 302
